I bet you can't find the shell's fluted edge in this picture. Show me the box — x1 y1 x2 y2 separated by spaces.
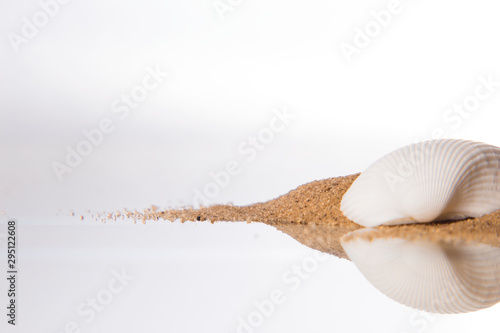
340 139 500 227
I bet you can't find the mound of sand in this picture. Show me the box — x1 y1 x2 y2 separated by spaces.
128 173 500 260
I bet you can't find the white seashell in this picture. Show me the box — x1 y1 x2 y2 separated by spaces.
341 139 500 227
341 229 500 314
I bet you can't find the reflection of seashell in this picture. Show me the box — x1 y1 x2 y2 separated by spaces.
341 139 500 227
341 229 500 314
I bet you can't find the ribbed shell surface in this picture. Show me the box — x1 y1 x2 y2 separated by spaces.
341 139 500 227
341 231 500 314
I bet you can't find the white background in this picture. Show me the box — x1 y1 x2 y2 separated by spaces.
1 0 500 332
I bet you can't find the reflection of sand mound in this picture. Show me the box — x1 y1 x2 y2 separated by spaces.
136 173 500 260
